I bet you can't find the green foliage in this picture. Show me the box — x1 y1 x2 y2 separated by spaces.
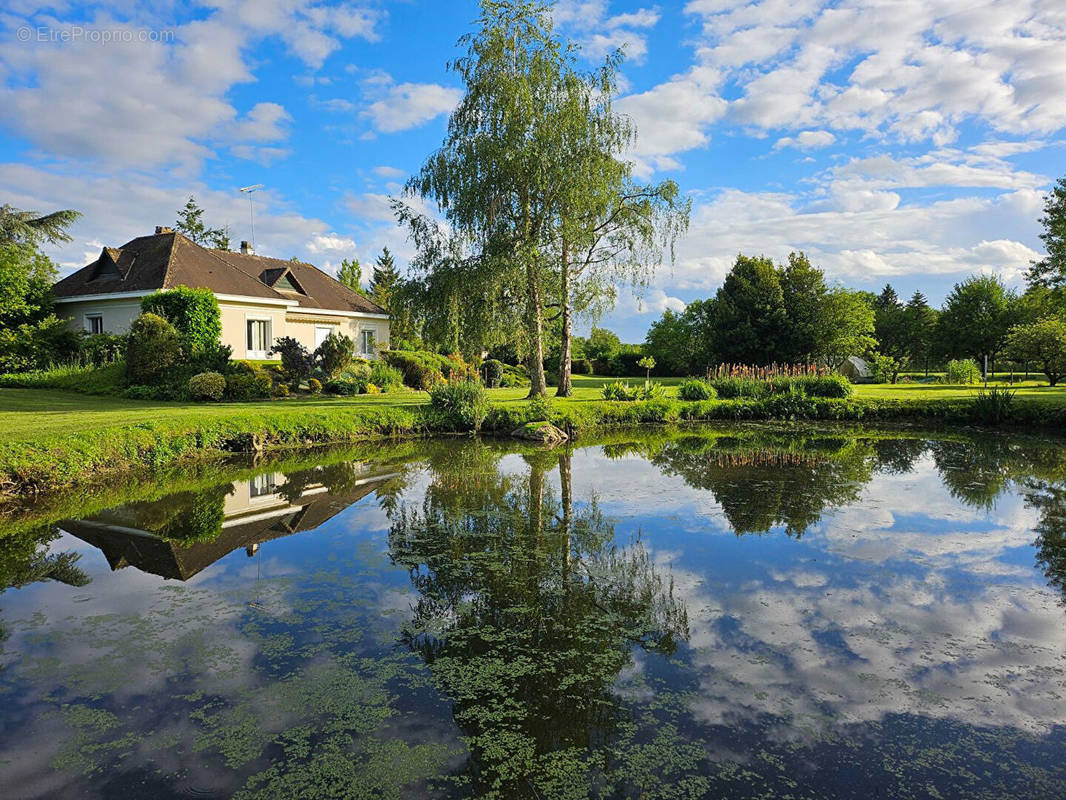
81 333 125 366
571 357 593 375
428 378 489 431
937 274 1016 365
225 370 272 401
525 394 554 422
0 315 81 373
586 327 622 364
0 241 57 328
678 378 716 401
972 387 1016 425
946 358 981 384
175 196 229 249
323 378 361 396
313 332 355 379
307 377 322 395
369 247 400 311
601 380 639 401
637 355 656 372
368 361 404 391
0 361 126 395
709 254 787 364
1027 176 1066 289
643 299 716 375
0 203 80 246
140 287 222 355
125 313 181 385
481 358 505 388
382 349 472 389
270 337 314 387
709 374 852 399
188 371 226 401
1006 317 1066 386
640 381 667 399
868 352 900 384
273 383 290 397
336 257 364 294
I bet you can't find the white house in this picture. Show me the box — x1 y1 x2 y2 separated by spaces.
52 226 389 360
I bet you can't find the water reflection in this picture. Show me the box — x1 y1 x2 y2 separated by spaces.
388 445 690 795
1 426 1066 797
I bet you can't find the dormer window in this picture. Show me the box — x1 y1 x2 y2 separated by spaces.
275 273 303 293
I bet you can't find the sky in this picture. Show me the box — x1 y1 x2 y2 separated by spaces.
2 0 1065 342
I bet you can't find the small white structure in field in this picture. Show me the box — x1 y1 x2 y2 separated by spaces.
840 356 872 381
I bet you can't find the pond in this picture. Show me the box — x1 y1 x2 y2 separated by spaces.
2 425 1066 798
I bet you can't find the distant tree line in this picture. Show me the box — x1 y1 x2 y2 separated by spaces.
643 176 1066 383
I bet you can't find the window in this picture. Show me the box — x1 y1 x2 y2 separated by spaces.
249 473 278 498
314 326 333 349
247 318 271 358
361 329 376 357
86 315 104 334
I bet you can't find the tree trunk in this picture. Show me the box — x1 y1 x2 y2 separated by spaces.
525 258 547 398
556 237 572 398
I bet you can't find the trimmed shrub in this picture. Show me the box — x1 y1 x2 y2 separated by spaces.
946 358 981 384
270 337 314 387
324 378 361 396
369 361 404 391
429 378 489 431
225 370 271 400
188 371 225 401
314 331 355 379
482 358 505 388
307 377 322 395
382 349 473 389
344 359 373 380
273 383 290 397
140 287 221 355
365 382 381 394
125 313 181 385
678 378 716 401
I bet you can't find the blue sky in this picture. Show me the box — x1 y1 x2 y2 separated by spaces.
2 0 1064 342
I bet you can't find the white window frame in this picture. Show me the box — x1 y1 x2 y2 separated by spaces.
360 328 377 358
85 314 104 334
245 314 273 360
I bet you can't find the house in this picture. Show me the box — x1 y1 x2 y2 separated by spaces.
52 226 389 360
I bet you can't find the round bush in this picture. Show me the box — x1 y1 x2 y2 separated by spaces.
308 377 322 394
678 378 716 401
273 383 290 397
482 358 505 388
188 371 226 401
225 371 271 400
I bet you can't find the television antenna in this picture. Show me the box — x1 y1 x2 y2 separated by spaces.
239 184 264 251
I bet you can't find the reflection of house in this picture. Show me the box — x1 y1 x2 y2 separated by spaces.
62 466 399 581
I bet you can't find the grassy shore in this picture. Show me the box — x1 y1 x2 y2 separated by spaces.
1 375 1064 500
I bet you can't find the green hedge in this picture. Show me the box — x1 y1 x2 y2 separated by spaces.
141 287 221 355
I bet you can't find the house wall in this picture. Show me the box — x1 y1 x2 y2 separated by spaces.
58 295 390 361
56 298 145 334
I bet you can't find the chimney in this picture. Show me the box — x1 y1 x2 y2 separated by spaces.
240 240 254 255
155 226 173 235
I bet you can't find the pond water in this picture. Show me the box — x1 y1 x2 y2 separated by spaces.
2 425 1066 798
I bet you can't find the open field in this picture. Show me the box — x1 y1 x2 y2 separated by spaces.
2 376 1065 444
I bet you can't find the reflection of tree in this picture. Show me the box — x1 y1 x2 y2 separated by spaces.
652 434 875 537
871 437 929 474
0 525 90 644
387 442 689 796
930 439 1016 511
121 483 232 544
1026 481 1066 604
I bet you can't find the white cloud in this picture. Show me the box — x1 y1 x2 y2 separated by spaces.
0 3 381 171
774 130 836 151
554 1 661 65
360 74 461 133
372 165 406 179
307 233 357 254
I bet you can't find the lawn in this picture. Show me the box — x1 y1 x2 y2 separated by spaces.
1 375 1064 445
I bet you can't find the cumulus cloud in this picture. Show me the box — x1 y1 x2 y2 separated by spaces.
0 2 381 170
554 0 662 64
360 73 461 133
774 130 836 151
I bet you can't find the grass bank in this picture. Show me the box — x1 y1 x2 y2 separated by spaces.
1 376 1065 500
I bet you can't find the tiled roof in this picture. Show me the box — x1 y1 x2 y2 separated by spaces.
53 230 387 315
